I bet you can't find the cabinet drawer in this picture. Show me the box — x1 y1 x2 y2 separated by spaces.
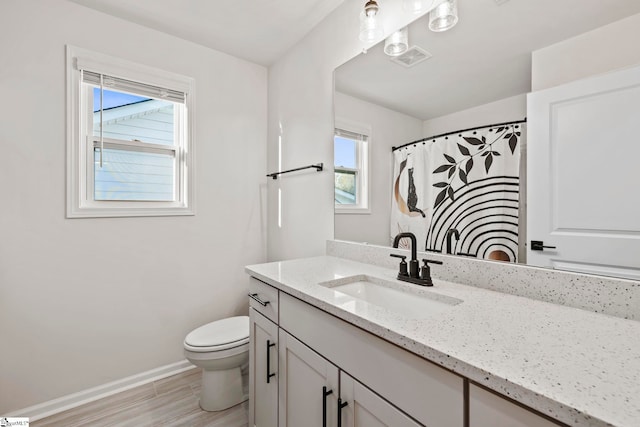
280 292 464 427
249 277 279 323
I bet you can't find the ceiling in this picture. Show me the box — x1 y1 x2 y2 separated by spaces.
335 0 640 120
69 0 345 66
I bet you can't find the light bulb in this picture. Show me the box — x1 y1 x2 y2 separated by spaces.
384 27 409 57
364 0 379 17
429 0 459 32
359 0 383 43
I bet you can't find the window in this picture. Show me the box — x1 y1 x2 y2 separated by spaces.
66 46 194 217
334 125 369 213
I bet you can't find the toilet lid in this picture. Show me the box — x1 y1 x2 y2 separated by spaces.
185 316 249 348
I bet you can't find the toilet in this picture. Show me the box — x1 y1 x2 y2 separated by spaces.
183 316 250 411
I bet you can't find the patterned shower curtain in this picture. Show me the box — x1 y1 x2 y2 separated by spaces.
390 122 525 262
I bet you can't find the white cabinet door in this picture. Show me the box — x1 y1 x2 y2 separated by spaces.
278 330 339 427
339 372 422 427
469 384 562 427
279 292 464 427
249 308 279 427
527 64 640 280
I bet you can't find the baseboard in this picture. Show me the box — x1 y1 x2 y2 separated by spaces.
5 359 195 421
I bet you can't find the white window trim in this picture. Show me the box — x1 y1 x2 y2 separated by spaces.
334 117 371 214
66 45 196 218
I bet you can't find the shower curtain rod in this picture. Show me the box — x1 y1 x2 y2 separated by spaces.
391 118 527 152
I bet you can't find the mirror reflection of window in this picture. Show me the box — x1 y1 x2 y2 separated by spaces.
334 135 357 204
334 129 368 212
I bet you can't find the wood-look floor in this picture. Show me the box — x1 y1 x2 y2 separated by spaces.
32 368 248 427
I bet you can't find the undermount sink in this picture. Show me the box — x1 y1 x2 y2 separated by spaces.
319 275 462 319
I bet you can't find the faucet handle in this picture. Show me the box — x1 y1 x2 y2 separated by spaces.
420 259 442 285
390 254 408 276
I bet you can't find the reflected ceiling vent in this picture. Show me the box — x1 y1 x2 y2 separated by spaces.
390 46 432 68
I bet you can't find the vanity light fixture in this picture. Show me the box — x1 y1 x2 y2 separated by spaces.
359 0 383 43
384 27 409 57
403 0 435 14
429 0 459 32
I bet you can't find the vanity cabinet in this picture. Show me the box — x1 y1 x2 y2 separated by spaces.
248 275 280 427
248 276 566 427
249 309 278 427
278 291 464 427
249 277 279 323
469 384 561 427
278 331 339 427
339 371 422 427
278 328 420 427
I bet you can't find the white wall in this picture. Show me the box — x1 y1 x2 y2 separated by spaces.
531 12 640 91
334 92 423 246
266 0 431 261
0 0 266 414
422 94 527 137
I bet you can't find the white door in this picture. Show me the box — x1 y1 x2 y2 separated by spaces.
249 308 279 427
527 65 640 280
278 330 339 427
339 372 422 427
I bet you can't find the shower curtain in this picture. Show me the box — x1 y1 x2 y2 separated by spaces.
390 122 524 263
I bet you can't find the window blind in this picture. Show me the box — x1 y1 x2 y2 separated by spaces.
81 70 186 104
335 128 368 141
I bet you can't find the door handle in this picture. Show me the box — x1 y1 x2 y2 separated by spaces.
266 340 276 383
531 240 556 251
322 386 333 427
337 397 348 427
249 293 270 306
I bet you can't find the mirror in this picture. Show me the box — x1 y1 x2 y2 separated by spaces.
333 0 640 278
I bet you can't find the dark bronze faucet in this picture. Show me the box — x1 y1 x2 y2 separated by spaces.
392 232 419 278
391 232 443 286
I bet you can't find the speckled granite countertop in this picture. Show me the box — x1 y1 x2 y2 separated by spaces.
246 256 640 427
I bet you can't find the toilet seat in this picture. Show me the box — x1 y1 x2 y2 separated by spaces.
184 316 249 353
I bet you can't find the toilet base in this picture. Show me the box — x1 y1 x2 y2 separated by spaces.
199 366 248 412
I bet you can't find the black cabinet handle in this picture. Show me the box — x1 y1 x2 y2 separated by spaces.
531 240 557 251
322 386 333 427
266 340 276 383
337 398 348 427
249 293 270 306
